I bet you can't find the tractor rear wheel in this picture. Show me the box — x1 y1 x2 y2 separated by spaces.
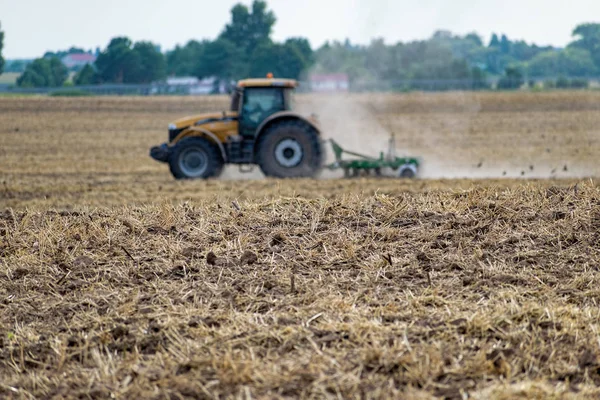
256 120 322 178
169 137 224 179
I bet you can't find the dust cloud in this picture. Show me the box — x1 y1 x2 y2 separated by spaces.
296 94 395 178
297 91 490 180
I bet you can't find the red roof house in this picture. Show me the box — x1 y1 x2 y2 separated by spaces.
61 53 97 69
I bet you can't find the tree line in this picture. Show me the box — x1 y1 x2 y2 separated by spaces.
2 1 600 90
0 23 4 75
10 1 314 89
315 26 600 90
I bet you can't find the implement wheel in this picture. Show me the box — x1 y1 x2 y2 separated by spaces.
398 163 418 179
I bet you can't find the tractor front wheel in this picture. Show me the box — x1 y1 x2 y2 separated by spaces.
256 120 322 178
169 137 224 179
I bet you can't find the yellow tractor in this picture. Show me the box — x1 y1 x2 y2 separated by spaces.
150 76 322 179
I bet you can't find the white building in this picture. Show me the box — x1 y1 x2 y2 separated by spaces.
309 73 350 93
153 76 228 95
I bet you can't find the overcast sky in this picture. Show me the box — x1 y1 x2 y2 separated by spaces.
1 0 598 58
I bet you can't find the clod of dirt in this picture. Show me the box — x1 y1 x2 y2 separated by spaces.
270 233 287 246
187 318 200 328
487 348 514 377
149 321 162 333
181 247 202 258
73 256 94 267
579 349 598 368
147 226 169 235
201 317 221 328
564 165 569 172
111 325 129 340
433 387 463 400
67 336 80 347
12 268 30 279
188 317 221 328
206 251 218 266
240 250 258 265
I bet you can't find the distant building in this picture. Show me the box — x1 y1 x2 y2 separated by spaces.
61 53 97 70
152 76 228 95
166 77 200 86
309 73 350 93
189 77 228 95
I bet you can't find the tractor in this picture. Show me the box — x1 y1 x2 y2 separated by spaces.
150 76 323 179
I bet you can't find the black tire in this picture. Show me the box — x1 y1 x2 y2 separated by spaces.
169 137 224 180
398 164 417 179
256 120 322 178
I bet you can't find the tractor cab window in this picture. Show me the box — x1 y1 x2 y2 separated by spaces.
240 88 285 135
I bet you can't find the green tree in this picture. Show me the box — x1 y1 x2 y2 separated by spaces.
249 41 308 79
74 63 98 85
364 38 392 80
95 37 136 83
569 23 600 68
511 41 548 62
48 57 67 86
0 22 4 74
314 40 368 81
285 37 314 66
465 33 483 47
220 0 276 56
17 57 68 87
44 47 87 60
167 40 206 76
131 41 166 83
471 66 490 90
96 37 166 83
196 38 246 80
500 34 511 54
497 66 524 90
528 48 597 77
489 34 500 48
483 47 511 75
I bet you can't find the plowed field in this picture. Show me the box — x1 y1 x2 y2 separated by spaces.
1 93 599 399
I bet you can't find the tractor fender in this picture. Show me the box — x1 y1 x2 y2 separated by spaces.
255 112 321 149
174 127 228 162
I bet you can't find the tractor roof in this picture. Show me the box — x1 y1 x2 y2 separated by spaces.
237 78 298 88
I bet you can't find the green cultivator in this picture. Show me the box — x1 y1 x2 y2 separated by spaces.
326 135 420 178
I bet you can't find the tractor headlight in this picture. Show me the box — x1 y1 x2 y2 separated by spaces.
168 123 177 130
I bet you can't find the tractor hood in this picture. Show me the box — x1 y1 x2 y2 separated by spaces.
170 112 238 130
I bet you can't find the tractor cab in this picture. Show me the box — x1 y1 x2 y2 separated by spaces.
232 78 296 137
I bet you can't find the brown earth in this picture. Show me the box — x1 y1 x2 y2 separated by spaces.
0 93 600 399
